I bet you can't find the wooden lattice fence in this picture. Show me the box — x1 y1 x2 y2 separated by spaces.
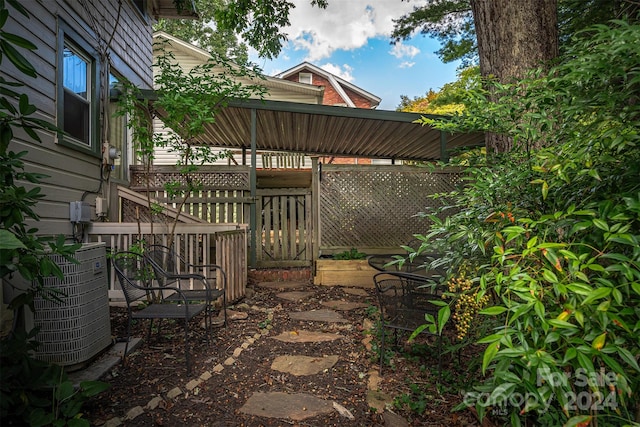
126 165 251 224
125 163 465 264
318 164 464 253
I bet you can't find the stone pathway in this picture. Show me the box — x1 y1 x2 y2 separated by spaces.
99 283 406 426
238 284 400 424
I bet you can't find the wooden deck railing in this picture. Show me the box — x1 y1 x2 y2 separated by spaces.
85 223 248 303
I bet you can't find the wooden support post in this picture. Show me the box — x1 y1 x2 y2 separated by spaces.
440 131 449 162
249 109 257 267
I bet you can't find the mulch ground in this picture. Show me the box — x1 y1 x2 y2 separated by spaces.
83 281 485 426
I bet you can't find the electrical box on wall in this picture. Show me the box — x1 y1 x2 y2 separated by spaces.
102 142 120 166
95 197 106 218
69 201 91 223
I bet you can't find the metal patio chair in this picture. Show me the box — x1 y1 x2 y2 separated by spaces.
112 251 209 374
145 244 227 328
373 271 443 375
367 251 445 278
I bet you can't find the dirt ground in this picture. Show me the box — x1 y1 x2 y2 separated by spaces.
83 281 485 426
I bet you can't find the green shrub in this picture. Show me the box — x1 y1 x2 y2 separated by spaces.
0 2 110 424
333 248 367 260
414 20 640 426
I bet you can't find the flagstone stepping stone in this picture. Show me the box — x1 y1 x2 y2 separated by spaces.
367 389 393 413
321 300 368 311
367 369 382 391
271 355 339 376
289 309 349 323
257 281 307 290
272 330 343 343
276 291 314 302
240 391 334 421
224 309 249 320
342 287 369 296
206 310 248 327
383 411 410 427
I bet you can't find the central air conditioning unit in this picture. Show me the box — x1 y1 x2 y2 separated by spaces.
33 242 112 368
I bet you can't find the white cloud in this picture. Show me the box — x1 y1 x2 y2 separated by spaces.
284 0 428 61
318 63 354 82
399 61 415 69
389 41 420 59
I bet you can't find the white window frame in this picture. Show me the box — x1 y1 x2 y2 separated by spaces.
298 72 312 84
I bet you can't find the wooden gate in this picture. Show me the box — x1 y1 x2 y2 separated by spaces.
256 188 312 267
127 165 314 268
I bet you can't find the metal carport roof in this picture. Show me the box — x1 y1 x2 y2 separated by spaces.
181 98 484 162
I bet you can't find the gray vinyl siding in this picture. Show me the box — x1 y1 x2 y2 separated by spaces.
1 0 153 237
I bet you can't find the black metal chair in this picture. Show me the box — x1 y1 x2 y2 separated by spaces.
112 251 209 374
373 271 442 375
145 244 227 328
367 252 444 278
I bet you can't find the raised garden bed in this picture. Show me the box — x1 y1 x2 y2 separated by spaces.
313 259 377 287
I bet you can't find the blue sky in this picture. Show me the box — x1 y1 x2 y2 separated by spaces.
248 0 462 111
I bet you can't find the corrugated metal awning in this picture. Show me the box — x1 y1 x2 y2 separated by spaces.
191 99 484 161
149 96 484 161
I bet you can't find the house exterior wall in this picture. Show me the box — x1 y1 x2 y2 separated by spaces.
283 69 383 165
152 36 323 167
317 156 373 165
282 72 375 109
1 0 154 235
342 87 375 109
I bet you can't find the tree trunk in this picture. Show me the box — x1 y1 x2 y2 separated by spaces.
470 0 559 153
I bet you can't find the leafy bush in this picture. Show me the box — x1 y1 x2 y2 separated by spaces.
414 20 640 426
0 2 110 425
333 248 367 260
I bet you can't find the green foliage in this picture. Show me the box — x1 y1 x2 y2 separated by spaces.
154 0 249 64
394 382 431 415
397 67 480 114
0 0 80 305
1 329 110 426
391 0 476 66
365 308 395 367
213 0 328 59
412 20 640 425
115 42 267 245
0 152 80 298
392 0 639 65
0 3 109 425
332 248 367 260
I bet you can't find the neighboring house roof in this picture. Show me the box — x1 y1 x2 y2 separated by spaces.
276 62 381 109
153 32 325 104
